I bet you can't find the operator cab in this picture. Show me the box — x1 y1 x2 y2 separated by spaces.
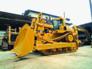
52 19 63 30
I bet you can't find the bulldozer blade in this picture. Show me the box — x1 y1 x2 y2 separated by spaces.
11 24 34 57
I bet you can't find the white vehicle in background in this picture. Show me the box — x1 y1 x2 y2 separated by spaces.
0 31 6 50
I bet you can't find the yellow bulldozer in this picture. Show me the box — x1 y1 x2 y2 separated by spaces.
11 13 80 57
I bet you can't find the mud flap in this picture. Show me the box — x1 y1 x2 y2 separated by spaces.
11 24 34 57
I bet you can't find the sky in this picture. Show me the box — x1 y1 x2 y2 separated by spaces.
0 0 91 25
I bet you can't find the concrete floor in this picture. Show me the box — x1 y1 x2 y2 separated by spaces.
0 46 92 69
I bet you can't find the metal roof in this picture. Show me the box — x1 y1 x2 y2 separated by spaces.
78 22 92 34
0 11 32 30
24 10 59 18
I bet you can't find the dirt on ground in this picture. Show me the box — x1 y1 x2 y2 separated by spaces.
0 45 92 69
